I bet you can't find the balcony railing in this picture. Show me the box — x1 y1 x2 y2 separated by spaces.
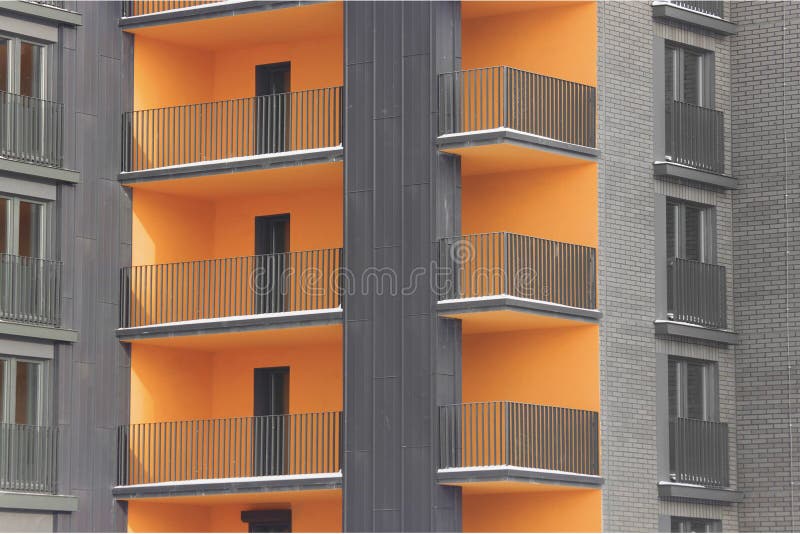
0 91 63 168
667 1 724 18
438 232 597 310
117 412 342 486
669 417 729 488
120 248 342 328
28 0 67 8
439 401 599 476
667 257 726 329
121 0 219 17
0 254 62 327
438 66 596 148
121 87 343 172
0 423 58 494
665 100 724 174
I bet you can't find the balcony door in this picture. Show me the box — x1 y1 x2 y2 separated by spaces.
0 37 46 161
255 62 290 154
253 367 289 476
254 214 289 314
666 198 713 263
0 197 47 322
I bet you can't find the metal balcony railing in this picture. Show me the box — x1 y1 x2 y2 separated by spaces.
667 1 724 18
0 254 62 327
438 66 596 148
438 232 597 310
119 248 342 328
669 417 729 488
121 87 343 172
439 401 599 476
117 412 342 485
0 91 63 168
121 0 219 17
667 257 727 329
665 100 724 173
28 0 67 8
0 423 58 494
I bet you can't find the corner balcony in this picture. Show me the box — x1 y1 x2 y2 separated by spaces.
114 412 342 499
120 87 343 184
0 423 58 494
437 66 597 175
438 401 601 490
437 232 599 332
118 248 342 341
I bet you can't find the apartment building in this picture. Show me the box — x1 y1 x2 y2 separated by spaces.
0 0 796 532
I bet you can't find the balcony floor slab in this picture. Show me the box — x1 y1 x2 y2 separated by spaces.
654 319 737 345
658 481 744 504
113 472 342 500
651 3 738 35
0 491 78 513
438 467 602 492
0 157 79 185
653 161 736 190
0 321 78 343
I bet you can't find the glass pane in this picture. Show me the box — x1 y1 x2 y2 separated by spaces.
685 204 703 261
18 201 42 258
666 201 677 259
0 198 8 254
15 361 39 425
0 39 8 92
20 42 43 99
683 49 702 106
668 359 680 419
686 362 706 420
665 46 675 103
0 360 5 423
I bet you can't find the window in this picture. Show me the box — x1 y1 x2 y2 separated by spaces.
671 517 722 533
666 43 712 107
0 35 46 97
668 357 718 421
666 198 714 263
0 195 47 258
0 356 45 425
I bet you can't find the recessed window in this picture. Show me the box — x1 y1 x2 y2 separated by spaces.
668 356 718 421
0 356 45 425
666 43 712 107
671 516 722 533
666 198 713 263
0 195 47 258
0 35 46 97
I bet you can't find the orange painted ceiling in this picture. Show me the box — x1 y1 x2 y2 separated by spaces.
443 308 595 335
126 488 341 506
127 2 342 52
442 142 595 177
462 1 592 19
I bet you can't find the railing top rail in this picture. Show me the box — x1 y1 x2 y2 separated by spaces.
440 400 598 413
668 256 724 268
0 89 62 107
126 85 344 115
438 65 596 90
0 252 62 264
0 422 56 430
441 231 596 250
122 411 343 427
671 98 722 114
125 247 342 270
671 416 726 424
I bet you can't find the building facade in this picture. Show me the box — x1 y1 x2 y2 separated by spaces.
0 0 796 532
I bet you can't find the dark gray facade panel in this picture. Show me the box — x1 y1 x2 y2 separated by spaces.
343 2 461 531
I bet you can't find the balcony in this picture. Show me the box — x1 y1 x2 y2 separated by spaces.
438 401 600 488
438 232 598 332
121 87 342 182
666 257 726 330
0 254 62 328
665 100 724 175
438 66 597 174
0 423 58 494
669 417 729 488
0 91 63 169
118 248 342 339
114 412 342 498
121 0 217 17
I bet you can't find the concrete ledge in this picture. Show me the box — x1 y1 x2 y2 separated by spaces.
0 158 80 185
658 482 744 504
0 1 82 26
653 162 735 190
0 321 78 343
117 308 342 341
0 491 78 512
119 0 321 29
118 146 343 185
437 295 601 323
437 128 599 160
437 467 603 489
652 3 738 35
654 320 737 345
113 473 342 499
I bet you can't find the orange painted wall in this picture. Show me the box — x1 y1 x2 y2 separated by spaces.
461 164 598 247
462 326 599 412
209 498 342 532
128 502 212 533
462 490 601 532
462 2 597 86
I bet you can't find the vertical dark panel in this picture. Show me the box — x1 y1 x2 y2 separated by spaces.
54 2 131 531
343 1 461 531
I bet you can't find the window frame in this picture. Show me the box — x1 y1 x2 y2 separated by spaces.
0 194 49 258
668 356 719 422
670 516 722 533
0 33 48 98
666 197 716 264
665 42 715 108
0 355 48 426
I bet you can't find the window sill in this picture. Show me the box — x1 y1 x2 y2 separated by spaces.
651 3 738 35
654 162 735 190
658 481 744 504
0 491 78 512
0 321 78 343
0 157 80 185
654 319 737 345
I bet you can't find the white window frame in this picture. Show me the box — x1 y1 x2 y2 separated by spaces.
0 355 48 426
0 34 47 97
